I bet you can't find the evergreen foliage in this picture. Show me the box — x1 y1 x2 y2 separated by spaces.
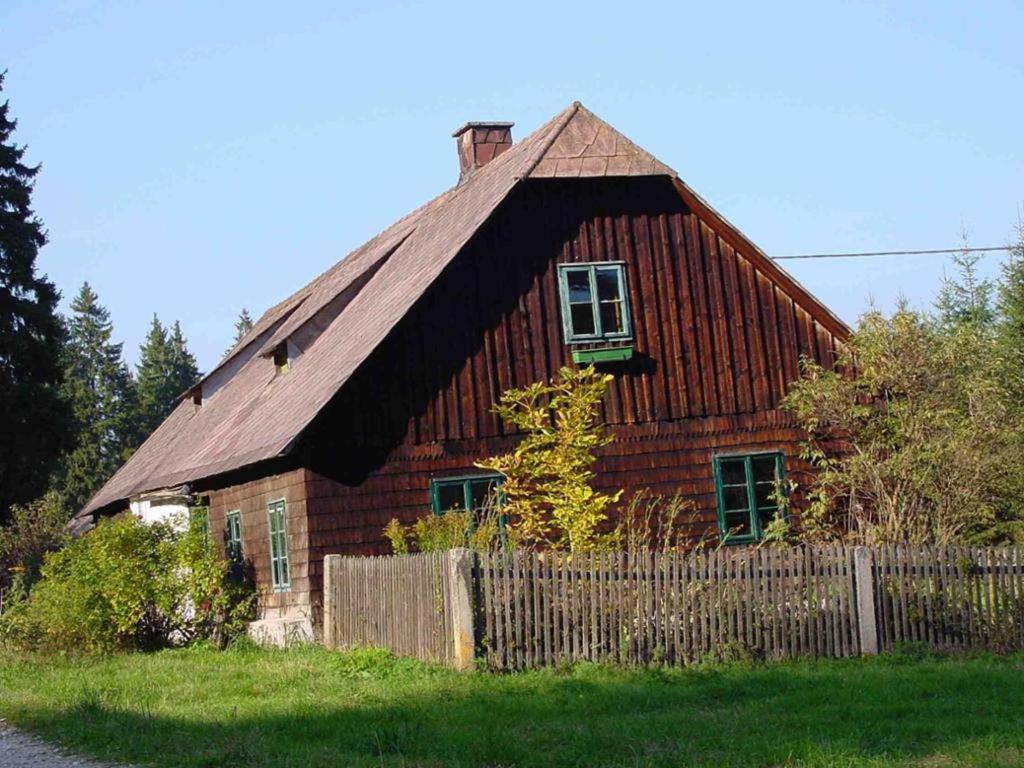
135 316 201 442
996 224 1024 404
232 308 253 346
135 315 174 438
167 320 200 395
54 283 138 513
935 234 996 330
0 72 71 522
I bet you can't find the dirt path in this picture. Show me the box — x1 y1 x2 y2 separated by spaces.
0 722 127 768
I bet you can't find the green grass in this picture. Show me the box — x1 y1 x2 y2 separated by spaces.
2 646 1024 767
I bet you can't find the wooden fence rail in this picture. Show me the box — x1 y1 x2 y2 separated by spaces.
322 545 1024 670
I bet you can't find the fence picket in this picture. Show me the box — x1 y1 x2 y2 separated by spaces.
322 545 1024 670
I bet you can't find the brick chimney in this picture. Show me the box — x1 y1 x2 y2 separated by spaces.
452 121 514 182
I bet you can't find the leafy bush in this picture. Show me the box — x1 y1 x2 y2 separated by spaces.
384 508 510 554
0 491 68 597
784 303 1024 545
0 511 254 653
477 365 622 551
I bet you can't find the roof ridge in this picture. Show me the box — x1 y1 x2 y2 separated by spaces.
518 101 581 180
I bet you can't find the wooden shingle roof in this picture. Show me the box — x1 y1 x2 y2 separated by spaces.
78 102 847 519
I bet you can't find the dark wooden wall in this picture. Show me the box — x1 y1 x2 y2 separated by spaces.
295 176 842 578
206 468 313 618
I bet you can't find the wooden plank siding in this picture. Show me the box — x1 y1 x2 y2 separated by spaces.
289 176 842 606
206 467 314 620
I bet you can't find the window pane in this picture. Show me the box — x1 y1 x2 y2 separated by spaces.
755 481 779 509
599 301 624 334
757 506 780 532
436 483 465 513
595 267 623 302
719 460 747 486
566 270 592 303
570 303 596 336
752 456 778 483
724 510 752 537
722 486 749 512
469 478 501 512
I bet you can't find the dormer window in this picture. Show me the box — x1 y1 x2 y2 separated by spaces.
191 387 202 409
557 263 632 344
272 343 289 375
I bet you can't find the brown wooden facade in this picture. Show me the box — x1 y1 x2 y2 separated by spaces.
203 175 842 618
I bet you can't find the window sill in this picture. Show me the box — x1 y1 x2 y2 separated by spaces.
721 534 761 546
572 346 634 364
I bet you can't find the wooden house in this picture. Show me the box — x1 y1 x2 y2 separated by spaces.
75 103 848 641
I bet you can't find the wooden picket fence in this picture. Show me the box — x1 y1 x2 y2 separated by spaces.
873 545 1024 653
322 545 1024 670
476 546 861 669
322 550 459 665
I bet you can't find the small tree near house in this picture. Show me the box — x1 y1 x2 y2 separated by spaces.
782 300 1024 545
475 365 622 552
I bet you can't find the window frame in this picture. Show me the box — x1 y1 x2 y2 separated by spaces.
225 508 243 562
430 473 505 516
712 452 787 545
266 498 291 592
556 262 633 345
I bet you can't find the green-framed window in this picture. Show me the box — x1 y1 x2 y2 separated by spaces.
713 452 787 544
430 474 504 516
267 499 291 592
225 509 243 562
557 262 632 344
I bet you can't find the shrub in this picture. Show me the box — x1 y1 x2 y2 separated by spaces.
606 492 699 552
477 365 622 552
783 303 1024 545
384 507 510 554
0 511 254 653
0 491 68 596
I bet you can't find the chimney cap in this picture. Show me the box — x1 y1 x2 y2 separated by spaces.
451 121 515 138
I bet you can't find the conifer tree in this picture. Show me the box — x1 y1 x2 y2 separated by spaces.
55 283 138 513
935 233 995 329
233 308 253 345
167 320 200 396
0 72 71 522
996 223 1024 407
135 314 175 438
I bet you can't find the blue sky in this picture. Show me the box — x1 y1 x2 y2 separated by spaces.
3 0 1022 371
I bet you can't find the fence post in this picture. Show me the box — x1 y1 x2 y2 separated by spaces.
447 548 475 671
853 546 879 655
322 554 342 649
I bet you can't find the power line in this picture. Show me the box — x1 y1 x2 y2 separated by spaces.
772 245 1014 261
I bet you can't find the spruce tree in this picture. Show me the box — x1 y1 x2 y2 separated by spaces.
935 250 995 329
233 308 254 345
55 283 139 513
135 314 175 438
0 72 71 522
167 320 200 396
996 224 1024 406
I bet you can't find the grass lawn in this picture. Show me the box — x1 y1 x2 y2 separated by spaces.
1 646 1024 767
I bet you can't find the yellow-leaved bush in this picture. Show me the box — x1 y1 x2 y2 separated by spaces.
476 365 622 552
